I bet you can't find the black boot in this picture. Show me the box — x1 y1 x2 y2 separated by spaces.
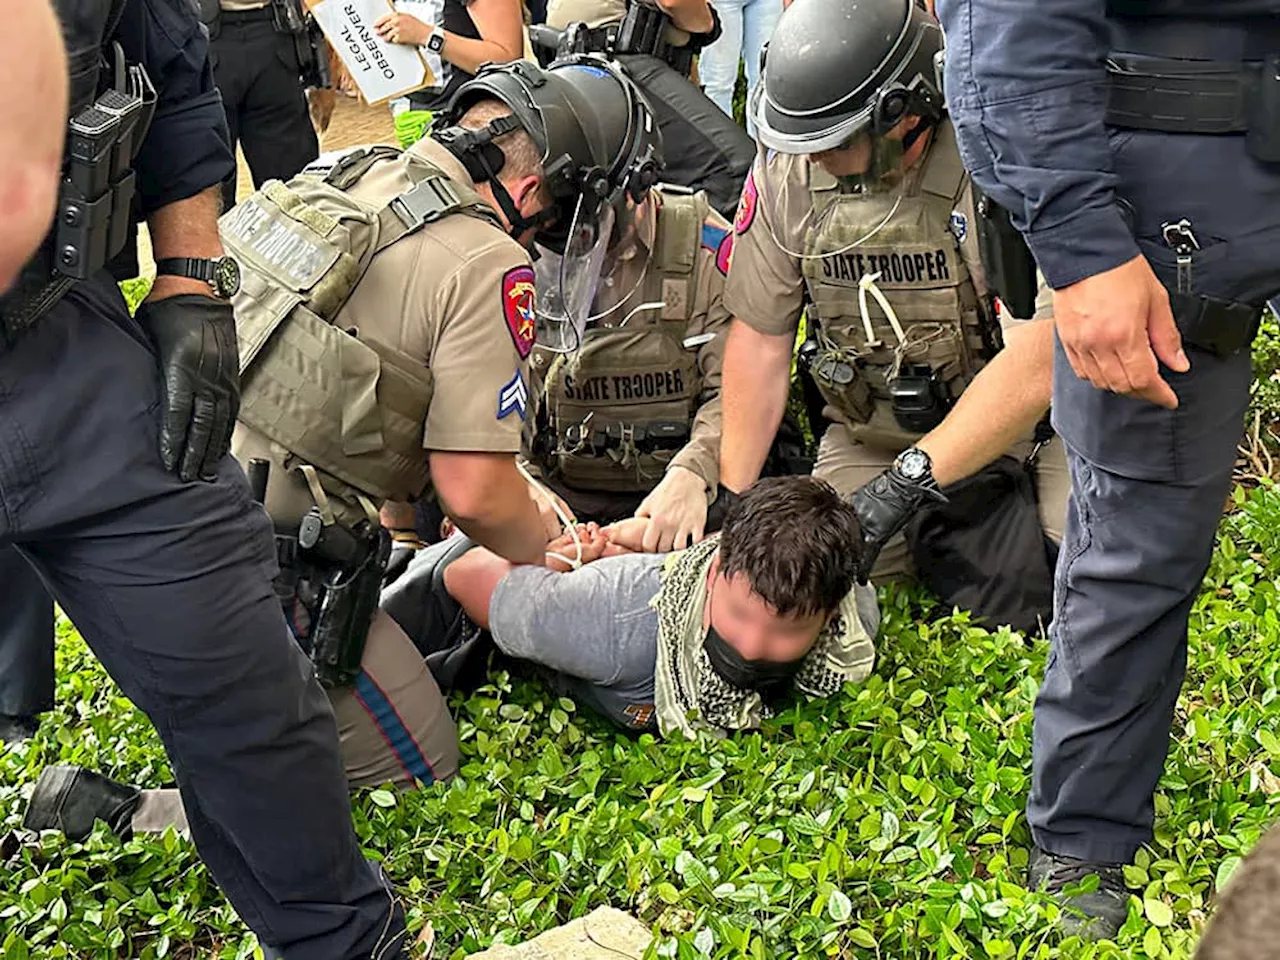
1028 847 1130 941
0 713 40 745
23 765 141 842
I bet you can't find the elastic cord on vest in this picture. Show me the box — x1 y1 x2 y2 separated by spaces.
759 167 904 262
516 459 583 569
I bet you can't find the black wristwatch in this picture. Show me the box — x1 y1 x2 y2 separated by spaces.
425 29 445 54
155 256 241 299
893 446 939 490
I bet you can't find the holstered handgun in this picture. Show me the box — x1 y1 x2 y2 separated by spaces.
272 0 331 89
308 524 392 688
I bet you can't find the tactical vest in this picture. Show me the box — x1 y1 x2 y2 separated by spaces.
537 187 707 493
221 146 501 512
800 123 993 445
1 0 149 339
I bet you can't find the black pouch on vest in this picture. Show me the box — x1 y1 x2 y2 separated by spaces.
904 456 1055 636
973 184 1038 321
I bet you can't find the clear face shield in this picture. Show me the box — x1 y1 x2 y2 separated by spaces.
533 194 616 354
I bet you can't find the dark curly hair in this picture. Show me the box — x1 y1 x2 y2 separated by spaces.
718 476 863 618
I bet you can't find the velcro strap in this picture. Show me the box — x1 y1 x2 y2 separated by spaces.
1105 57 1256 133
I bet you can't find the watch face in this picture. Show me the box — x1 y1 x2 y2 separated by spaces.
896 448 930 481
427 32 445 53
213 256 241 298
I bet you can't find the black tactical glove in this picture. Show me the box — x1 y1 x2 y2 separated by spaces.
850 466 947 584
137 295 240 483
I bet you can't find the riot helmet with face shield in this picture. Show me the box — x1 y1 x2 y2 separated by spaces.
434 57 662 352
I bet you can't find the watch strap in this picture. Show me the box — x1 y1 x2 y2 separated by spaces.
155 257 214 282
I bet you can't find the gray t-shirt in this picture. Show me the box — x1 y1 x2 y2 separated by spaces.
488 552 882 732
489 552 664 730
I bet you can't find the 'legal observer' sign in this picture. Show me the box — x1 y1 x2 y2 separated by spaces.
306 0 432 104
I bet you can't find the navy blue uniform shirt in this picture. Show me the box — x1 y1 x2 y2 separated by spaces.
112 0 235 217
936 0 1140 290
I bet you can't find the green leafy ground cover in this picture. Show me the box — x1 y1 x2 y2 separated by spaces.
3 297 1279 958
3 479 1280 959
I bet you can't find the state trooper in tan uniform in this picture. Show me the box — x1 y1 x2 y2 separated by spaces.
23 58 661 841
531 182 734 551
718 0 1067 588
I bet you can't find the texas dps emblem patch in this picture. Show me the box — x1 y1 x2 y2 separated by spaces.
734 170 758 235
950 210 968 243
502 265 537 359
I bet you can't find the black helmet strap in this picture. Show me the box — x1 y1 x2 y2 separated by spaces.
433 116 557 240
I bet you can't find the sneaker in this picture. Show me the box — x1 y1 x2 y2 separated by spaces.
1028 847 1130 941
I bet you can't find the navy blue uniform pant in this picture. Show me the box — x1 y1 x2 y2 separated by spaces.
1033 119 1280 863
0 276 407 959
0 546 54 718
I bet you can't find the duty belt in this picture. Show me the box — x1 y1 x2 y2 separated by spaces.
562 12 694 75
1104 18 1280 148
0 46 155 342
220 6 276 24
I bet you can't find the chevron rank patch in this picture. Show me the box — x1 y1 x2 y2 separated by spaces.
497 371 528 421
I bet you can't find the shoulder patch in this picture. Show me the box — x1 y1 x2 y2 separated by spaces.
701 222 735 276
502 265 537 359
734 170 759 236
702 222 735 275
497 371 528 421
949 210 968 243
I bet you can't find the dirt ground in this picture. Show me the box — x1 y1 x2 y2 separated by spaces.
231 92 399 202
138 95 397 275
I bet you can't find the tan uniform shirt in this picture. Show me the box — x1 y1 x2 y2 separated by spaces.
547 0 628 28
235 137 536 526
546 0 692 46
723 144 1052 341
530 188 733 489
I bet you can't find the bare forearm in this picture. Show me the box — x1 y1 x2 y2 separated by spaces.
916 320 1054 487
440 32 522 74
657 0 714 35
719 320 792 492
442 548 513 630
146 188 224 301
432 453 547 565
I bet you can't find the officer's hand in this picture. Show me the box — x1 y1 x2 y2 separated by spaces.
635 466 710 553
1054 255 1188 410
850 468 947 584
374 12 433 46
137 294 240 483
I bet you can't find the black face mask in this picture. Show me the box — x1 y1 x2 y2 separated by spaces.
702 624 806 693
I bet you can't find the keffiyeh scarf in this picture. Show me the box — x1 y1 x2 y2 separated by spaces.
651 535 877 739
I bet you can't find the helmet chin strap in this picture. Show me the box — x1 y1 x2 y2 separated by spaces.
434 117 557 243
472 149 556 243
